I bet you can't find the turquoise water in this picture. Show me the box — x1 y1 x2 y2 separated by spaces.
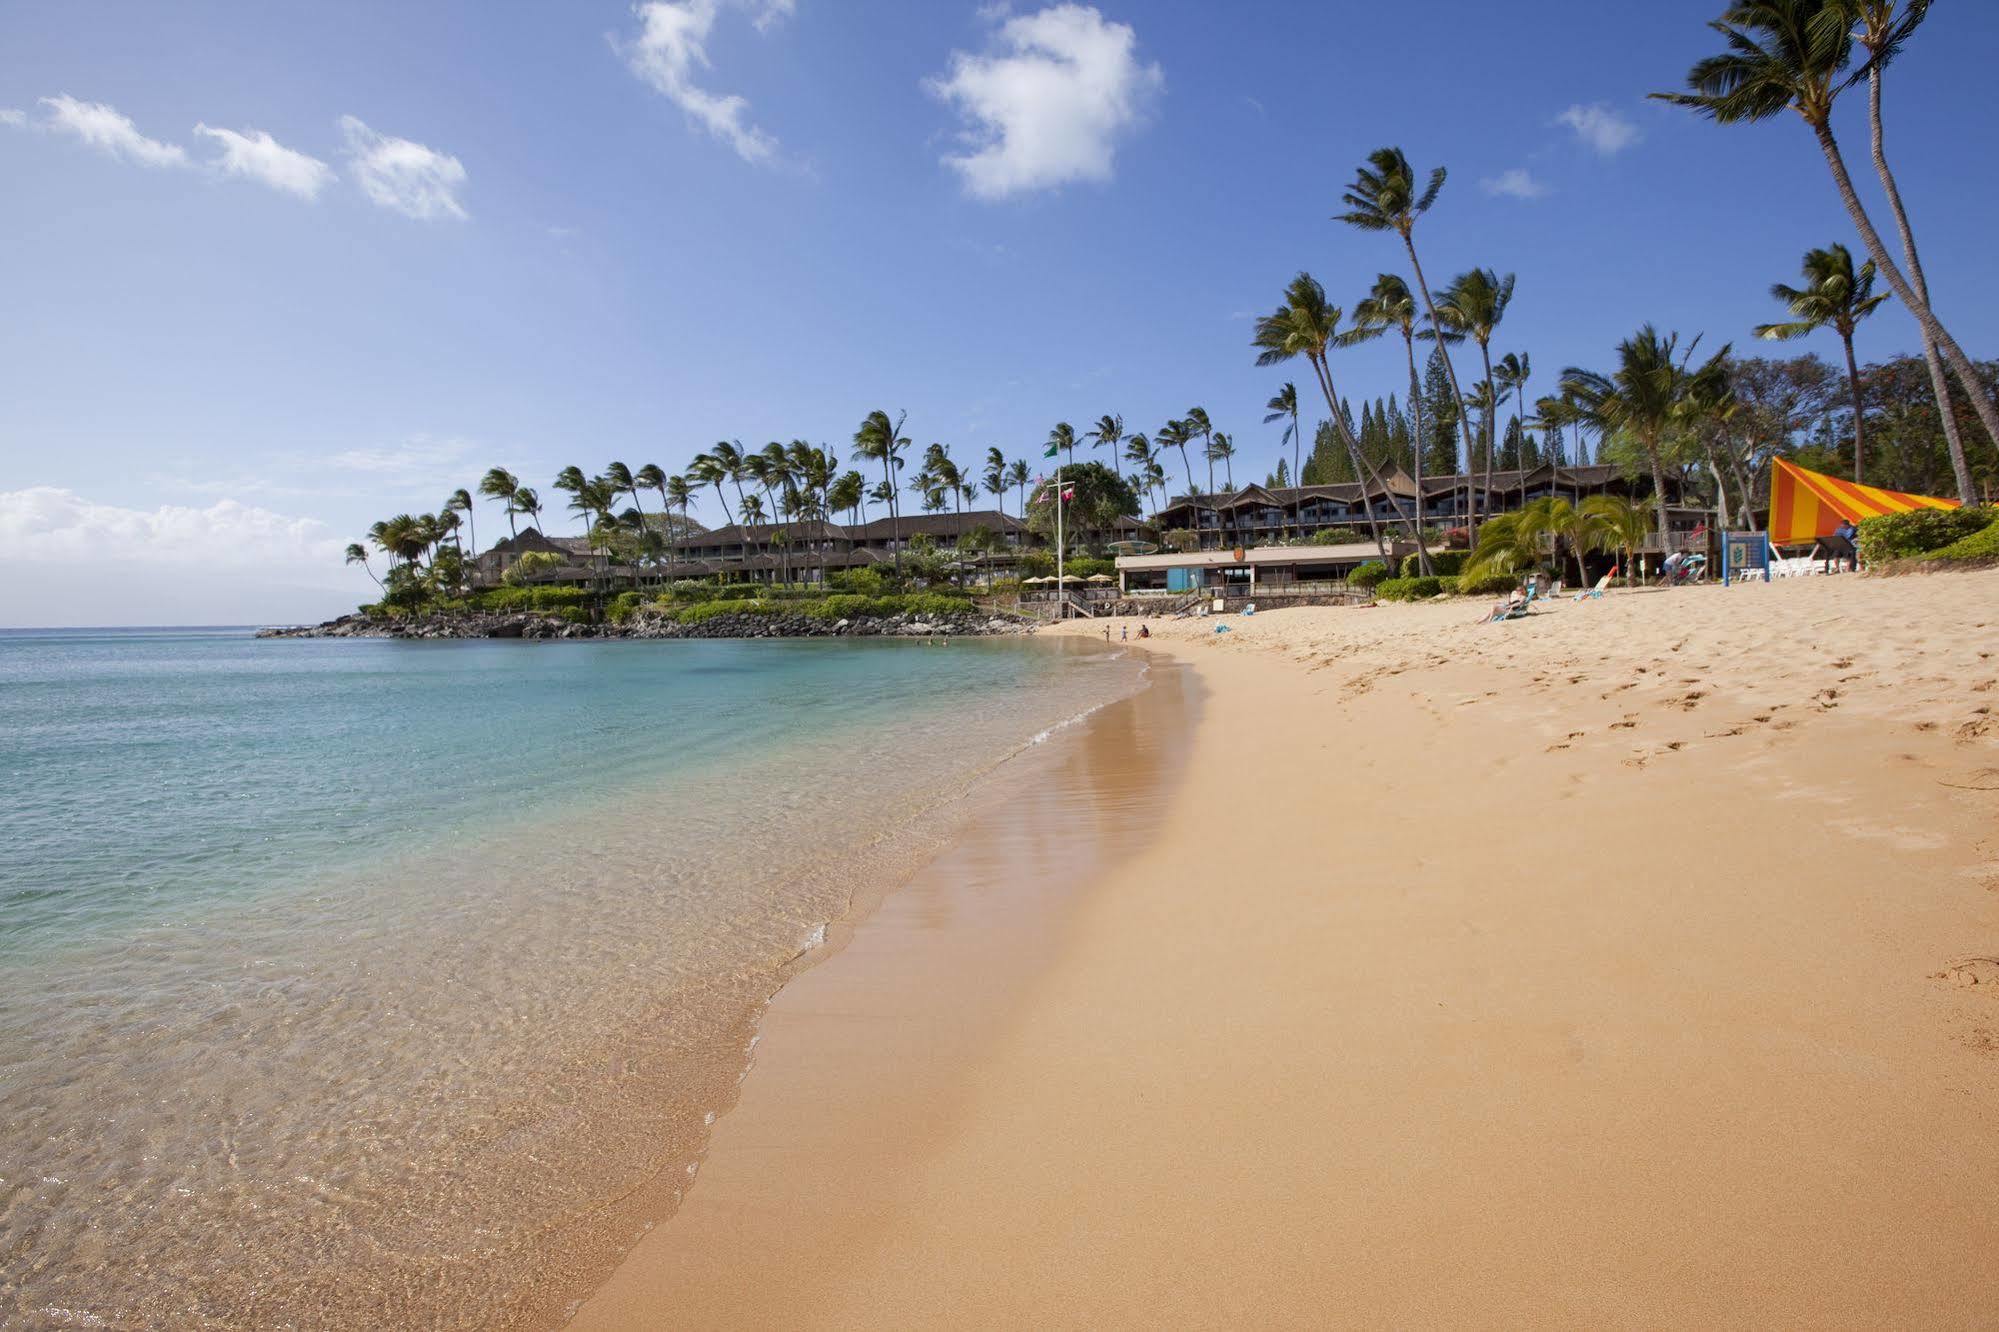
0 628 1142 1327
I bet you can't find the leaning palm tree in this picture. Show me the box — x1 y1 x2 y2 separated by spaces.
511 486 546 534
479 467 522 539
1562 326 1729 541
551 466 592 534
1337 147 1480 507
1123 433 1160 519
635 463 668 531
605 461 644 527
688 450 736 527
1432 268 1516 525
445 488 475 558
1844 0 1974 503
827 470 865 528
1518 496 1599 587
1262 383 1303 494
664 473 696 539
1653 0 1999 496
1754 243 1888 482
1156 418 1197 503
1252 272 1392 563
1352 275 1433 573
983 447 1008 515
854 409 910 574
345 541 382 589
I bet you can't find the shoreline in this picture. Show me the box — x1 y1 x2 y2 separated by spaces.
570 571 1999 1328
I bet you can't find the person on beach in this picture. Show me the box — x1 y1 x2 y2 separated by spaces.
1834 518 1859 571
1121 624 1128 641
1104 626 1111 642
1138 624 1150 639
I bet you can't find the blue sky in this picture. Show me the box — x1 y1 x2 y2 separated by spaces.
4 0 1996 625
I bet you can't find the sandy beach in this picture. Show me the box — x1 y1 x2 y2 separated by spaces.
571 569 1999 1329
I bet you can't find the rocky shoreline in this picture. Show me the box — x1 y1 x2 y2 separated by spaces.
257 608 1036 641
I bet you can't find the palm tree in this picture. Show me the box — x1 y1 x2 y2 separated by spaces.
445 488 475 558
1579 494 1654 586
1047 421 1079 471
1185 407 1218 495
635 463 668 532
1432 268 1516 525
983 447 1008 516
345 541 382 589
552 466 591 534
479 467 522 539
1754 243 1889 482
1157 418 1197 504
1123 433 1162 519
605 461 644 528
1088 415 1124 467
664 474 695 542
1252 272 1393 564
1262 383 1303 495
1004 459 1031 521
1337 147 1479 511
1654 0 1999 495
1562 326 1729 543
688 450 737 527
1495 351 1531 468
512 486 546 534
1352 275 1432 573
854 410 910 573
1846 0 1974 503
1206 432 1236 490
828 470 865 528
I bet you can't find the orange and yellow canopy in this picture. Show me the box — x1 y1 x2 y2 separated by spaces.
1766 457 1959 545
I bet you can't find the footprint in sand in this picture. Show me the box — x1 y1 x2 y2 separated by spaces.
1936 957 1999 989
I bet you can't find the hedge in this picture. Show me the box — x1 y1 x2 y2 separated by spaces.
1348 560 1390 590
1856 507 1994 562
1400 550 1467 578
1920 515 1999 565
1374 575 1444 601
1457 570 1520 597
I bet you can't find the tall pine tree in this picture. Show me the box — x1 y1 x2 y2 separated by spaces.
1422 345 1460 478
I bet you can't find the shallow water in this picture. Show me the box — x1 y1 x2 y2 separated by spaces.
0 628 1143 1327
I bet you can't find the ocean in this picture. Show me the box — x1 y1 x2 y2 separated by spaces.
0 627 1145 1327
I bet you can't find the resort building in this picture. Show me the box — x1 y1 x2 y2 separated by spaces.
1111 541 1410 597
1150 463 1711 552
469 510 1050 591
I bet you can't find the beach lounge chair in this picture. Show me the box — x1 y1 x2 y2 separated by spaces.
1484 600 1530 624
1242 602 1256 616
1573 572 1614 601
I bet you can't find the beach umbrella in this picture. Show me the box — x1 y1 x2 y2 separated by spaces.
1087 573 1113 582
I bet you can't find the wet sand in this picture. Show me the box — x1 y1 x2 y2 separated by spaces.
572 570 1999 1328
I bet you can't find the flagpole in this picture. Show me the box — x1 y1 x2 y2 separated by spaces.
1055 458 1065 621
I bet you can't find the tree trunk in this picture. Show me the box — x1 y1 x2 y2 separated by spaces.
1868 66 1977 504
1402 232 1481 529
1479 341 1499 528
1403 329 1433 575
1311 354 1391 566
1291 407 1301 495
1840 330 1868 485
1644 432 1673 555
1810 118 1999 479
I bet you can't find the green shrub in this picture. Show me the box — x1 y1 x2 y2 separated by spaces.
1307 527 1364 545
828 567 895 597
1856 506 1994 562
1064 556 1116 579
1375 575 1444 602
607 591 646 624
801 594 876 621
1437 575 1461 595
1458 571 1520 597
1348 560 1390 589
674 599 782 624
1920 515 1999 565
1400 550 1466 578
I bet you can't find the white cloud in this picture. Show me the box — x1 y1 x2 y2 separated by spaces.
1480 167 1546 200
339 115 468 220
1555 102 1640 156
323 434 478 483
0 108 26 128
622 0 783 165
926 4 1163 201
38 95 187 168
194 124 334 199
0 487 345 568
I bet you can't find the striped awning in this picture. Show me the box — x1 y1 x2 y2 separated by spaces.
1767 458 1959 545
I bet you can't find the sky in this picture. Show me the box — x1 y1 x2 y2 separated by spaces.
4 0 1997 626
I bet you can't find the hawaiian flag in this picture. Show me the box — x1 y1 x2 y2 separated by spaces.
1061 488 1075 502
